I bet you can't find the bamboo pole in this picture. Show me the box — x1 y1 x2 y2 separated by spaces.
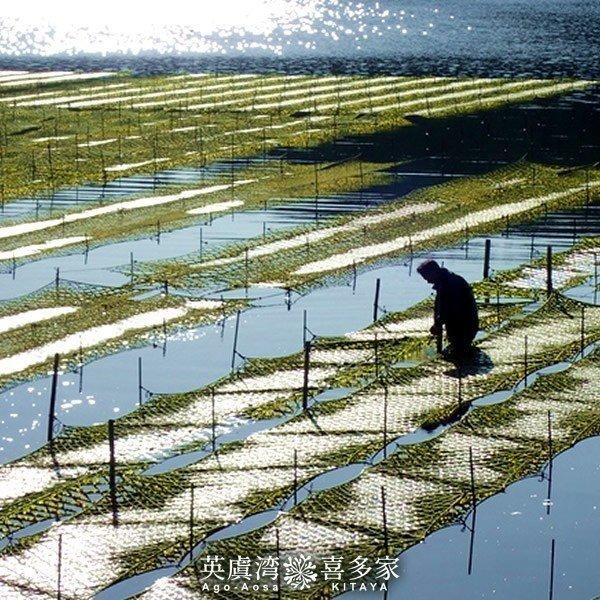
108 419 118 527
373 278 381 322
231 310 241 373
302 341 311 410
47 353 60 443
546 246 553 296
483 239 491 279
381 486 389 555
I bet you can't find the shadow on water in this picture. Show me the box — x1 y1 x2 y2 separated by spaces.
1 88 598 303
285 88 600 170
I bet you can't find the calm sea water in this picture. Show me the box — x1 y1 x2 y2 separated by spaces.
0 0 598 78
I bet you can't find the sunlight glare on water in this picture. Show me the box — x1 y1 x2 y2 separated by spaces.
0 0 464 57
1 0 598 78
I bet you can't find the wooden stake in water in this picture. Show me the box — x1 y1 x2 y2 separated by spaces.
55 267 60 294
78 344 84 393
293 449 298 506
381 486 389 555
138 357 143 406
47 353 60 443
231 310 241 373
483 239 491 279
229 132 235 200
211 388 216 451
524 335 529 386
383 385 388 459
496 285 501 325
57 533 62 600
546 246 553 297
548 538 556 600
275 528 282 599
546 410 553 516
302 309 307 346
373 278 381 322
580 305 585 357
302 341 311 410
468 446 477 575
130 252 134 285
374 333 380 379
189 483 195 560
108 419 118 527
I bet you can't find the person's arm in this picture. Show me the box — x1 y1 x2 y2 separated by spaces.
430 290 443 335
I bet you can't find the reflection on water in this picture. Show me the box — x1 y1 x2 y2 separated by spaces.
1 203 600 465
0 0 598 79
342 435 600 600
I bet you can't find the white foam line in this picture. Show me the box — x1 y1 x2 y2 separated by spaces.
200 202 440 269
0 71 71 83
33 135 73 143
0 236 87 261
1 72 116 88
185 299 224 310
250 76 437 111
0 70 28 76
16 76 202 107
138 75 342 110
0 307 187 377
184 75 366 111
294 181 600 276
64 74 260 108
0 307 78 335
0 82 131 104
231 77 411 112
331 77 498 113
171 115 330 142
187 199 244 215
127 74 313 109
367 78 551 113
0 181 255 241
23 75 249 108
413 80 596 115
104 158 169 172
308 77 451 112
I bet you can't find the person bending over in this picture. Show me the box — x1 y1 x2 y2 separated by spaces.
417 259 479 359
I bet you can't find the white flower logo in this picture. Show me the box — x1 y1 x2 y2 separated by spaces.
283 555 317 590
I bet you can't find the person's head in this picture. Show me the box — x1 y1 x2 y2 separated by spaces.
417 259 442 284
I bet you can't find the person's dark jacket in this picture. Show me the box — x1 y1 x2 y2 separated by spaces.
433 268 479 343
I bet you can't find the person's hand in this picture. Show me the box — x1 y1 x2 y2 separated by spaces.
430 323 442 336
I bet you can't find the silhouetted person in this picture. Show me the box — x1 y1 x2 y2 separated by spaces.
417 259 479 359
